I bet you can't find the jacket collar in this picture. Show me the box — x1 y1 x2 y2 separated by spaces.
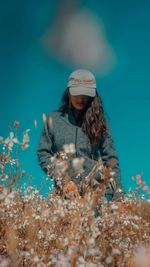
62 108 82 127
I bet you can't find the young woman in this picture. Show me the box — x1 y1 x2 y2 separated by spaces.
37 69 124 201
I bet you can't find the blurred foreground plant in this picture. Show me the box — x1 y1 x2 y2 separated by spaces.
0 121 30 193
0 121 150 267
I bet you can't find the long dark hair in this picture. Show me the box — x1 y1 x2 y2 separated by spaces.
58 88 107 145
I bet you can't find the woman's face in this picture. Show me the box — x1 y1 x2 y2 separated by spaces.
69 94 90 111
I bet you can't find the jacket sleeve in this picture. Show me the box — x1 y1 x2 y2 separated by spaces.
37 116 54 175
99 121 125 200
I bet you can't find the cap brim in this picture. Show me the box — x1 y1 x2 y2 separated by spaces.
69 86 96 97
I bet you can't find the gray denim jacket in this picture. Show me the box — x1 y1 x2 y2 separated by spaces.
37 108 124 200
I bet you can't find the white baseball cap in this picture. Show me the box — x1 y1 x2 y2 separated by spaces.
68 69 96 97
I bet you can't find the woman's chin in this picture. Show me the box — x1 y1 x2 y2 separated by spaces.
75 105 85 111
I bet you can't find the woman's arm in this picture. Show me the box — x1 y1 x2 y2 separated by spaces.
37 116 54 174
99 121 124 200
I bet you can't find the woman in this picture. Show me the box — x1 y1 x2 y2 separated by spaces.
37 69 124 201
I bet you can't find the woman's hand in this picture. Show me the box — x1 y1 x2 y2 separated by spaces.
62 181 80 198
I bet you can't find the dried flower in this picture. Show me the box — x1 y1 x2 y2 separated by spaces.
0 256 10 267
72 157 84 173
105 256 113 264
34 119 37 128
4 132 18 150
56 253 71 267
63 143 76 154
42 113 47 123
48 116 53 128
14 120 20 127
0 125 150 267
0 187 7 200
134 245 150 267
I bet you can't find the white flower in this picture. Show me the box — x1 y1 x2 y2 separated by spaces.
116 188 123 193
21 129 30 150
134 245 150 267
72 157 84 172
38 230 44 239
35 215 40 220
110 171 115 176
10 159 16 166
33 256 39 263
4 132 18 150
111 204 118 210
88 248 99 256
63 238 69 245
97 164 103 171
86 262 100 267
112 248 121 255
4 191 15 205
77 256 85 264
0 256 10 267
50 156 56 163
105 256 113 264
1 175 9 182
63 143 75 154
56 161 68 173
56 253 71 267
0 187 7 200
42 113 47 123
87 238 95 247
23 129 30 143
142 185 149 191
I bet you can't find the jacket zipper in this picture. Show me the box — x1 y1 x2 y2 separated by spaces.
75 127 78 157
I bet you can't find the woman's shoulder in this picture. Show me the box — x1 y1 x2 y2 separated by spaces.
46 110 68 131
47 110 62 119
47 110 66 124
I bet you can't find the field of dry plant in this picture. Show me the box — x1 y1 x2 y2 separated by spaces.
0 120 150 267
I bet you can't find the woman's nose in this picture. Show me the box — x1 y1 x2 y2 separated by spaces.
77 95 88 100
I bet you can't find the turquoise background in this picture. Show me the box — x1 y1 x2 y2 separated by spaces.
0 0 150 195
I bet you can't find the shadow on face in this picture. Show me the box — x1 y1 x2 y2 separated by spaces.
69 94 91 111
